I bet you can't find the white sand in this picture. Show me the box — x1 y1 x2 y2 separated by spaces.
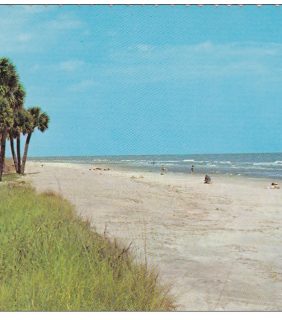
26 161 282 311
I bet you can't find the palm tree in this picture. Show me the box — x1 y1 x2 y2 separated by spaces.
0 58 19 116
8 84 26 173
9 109 31 173
1 58 50 178
0 58 20 181
8 126 18 172
21 107 49 174
0 98 13 181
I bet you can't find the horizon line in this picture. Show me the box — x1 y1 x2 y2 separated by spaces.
26 151 282 158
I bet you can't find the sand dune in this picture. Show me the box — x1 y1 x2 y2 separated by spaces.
26 162 282 311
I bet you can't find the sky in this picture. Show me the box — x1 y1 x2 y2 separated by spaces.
1 5 282 156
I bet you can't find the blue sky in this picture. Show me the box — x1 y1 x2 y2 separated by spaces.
1 5 282 156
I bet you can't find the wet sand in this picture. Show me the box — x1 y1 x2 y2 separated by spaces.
26 161 282 311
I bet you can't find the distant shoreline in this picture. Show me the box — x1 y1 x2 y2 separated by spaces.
28 158 282 183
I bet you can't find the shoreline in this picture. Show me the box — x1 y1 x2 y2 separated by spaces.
28 159 282 187
27 152 282 182
26 161 282 311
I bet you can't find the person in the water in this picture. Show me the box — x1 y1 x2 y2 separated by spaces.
160 165 167 175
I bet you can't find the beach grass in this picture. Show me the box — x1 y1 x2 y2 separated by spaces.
0 183 174 311
2 173 19 182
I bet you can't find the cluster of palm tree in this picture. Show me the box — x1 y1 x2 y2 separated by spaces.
0 57 50 181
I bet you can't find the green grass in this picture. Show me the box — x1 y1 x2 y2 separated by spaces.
2 173 19 182
0 184 174 311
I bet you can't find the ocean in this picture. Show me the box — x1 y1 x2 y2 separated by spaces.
30 153 282 180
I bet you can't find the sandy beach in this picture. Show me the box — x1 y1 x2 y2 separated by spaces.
25 161 282 311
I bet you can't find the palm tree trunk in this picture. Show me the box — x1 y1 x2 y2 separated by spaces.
9 133 18 173
0 129 7 182
21 133 32 175
16 136 21 174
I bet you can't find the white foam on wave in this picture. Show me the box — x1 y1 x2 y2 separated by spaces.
183 159 195 162
213 161 231 164
253 161 282 166
164 160 181 163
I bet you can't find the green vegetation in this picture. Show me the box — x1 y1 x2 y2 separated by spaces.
0 184 174 311
0 57 49 180
2 173 19 182
0 58 174 311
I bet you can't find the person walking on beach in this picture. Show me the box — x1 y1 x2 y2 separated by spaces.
191 165 194 174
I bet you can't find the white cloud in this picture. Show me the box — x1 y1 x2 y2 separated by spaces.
59 60 85 72
69 79 98 92
47 13 84 31
112 41 282 62
135 44 154 52
0 8 85 54
106 41 282 83
17 33 32 43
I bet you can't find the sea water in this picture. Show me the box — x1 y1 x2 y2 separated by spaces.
30 153 282 180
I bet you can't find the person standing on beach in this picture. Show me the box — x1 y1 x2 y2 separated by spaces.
191 165 194 174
